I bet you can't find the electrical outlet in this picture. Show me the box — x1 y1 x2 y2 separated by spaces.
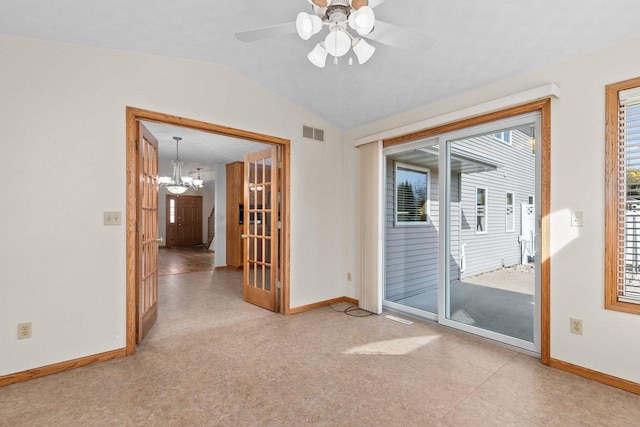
17 322 32 340
570 318 583 335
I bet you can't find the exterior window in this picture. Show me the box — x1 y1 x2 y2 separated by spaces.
169 198 176 224
506 192 515 232
528 195 534 205
494 130 512 145
395 162 429 225
476 187 487 234
606 77 640 314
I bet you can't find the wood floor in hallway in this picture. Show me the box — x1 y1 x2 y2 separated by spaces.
158 246 215 276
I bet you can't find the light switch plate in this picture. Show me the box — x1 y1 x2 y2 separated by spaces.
104 211 122 226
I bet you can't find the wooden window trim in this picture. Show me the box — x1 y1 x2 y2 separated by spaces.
605 76 640 315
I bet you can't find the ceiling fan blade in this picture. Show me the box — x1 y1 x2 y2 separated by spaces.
235 22 297 42
364 20 434 52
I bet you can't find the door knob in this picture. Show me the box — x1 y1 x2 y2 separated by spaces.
241 234 248 239
156 237 164 243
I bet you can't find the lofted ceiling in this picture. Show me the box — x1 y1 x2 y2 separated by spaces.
2 1 640 130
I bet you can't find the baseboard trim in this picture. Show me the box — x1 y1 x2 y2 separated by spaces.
0 348 127 387
289 296 360 315
214 265 243 271
549 358 640 395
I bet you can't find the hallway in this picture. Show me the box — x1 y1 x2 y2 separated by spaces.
158 246 215 276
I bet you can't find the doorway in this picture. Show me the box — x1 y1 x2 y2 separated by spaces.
382 108 546 354
440 113 541 352
125 107 291 354
165 195 203 248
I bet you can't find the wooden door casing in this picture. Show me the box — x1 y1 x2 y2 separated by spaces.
137 123 159 344
127 107 292 354
226 162 244 268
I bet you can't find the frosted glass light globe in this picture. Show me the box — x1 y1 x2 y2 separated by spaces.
325 29 351 57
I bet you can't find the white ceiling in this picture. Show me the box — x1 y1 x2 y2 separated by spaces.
141 121 272 177
2 1 640 130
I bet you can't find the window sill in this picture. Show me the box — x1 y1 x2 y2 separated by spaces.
605 299 640 315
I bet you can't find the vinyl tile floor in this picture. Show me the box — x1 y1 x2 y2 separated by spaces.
1 270 639 426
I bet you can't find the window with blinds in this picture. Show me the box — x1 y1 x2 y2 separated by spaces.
394 162 429 225
617 85 640 303
606 77 640 313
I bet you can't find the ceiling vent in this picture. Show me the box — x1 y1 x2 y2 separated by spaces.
303 125 325 143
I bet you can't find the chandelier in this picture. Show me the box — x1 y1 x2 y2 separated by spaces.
158 137 204 195
297 0 376 68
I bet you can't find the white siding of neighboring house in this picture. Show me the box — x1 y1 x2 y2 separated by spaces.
457 130 535 278
384 158 461 302
384 129 534 301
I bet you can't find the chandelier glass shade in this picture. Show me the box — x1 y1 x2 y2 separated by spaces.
296 1 376 68
158 137 205 195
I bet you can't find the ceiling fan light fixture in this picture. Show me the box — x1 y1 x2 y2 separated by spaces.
296 12 323 40
348 5 375 35
308 43 328 67
325 28 351 57
352 37 375 64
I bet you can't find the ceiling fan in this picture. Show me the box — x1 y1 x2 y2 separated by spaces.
235 0 434 67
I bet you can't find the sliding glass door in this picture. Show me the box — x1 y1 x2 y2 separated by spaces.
440 113 541 351
383 138 440 320
382 112 541 352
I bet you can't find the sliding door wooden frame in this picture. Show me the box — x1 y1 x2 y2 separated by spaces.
126 107 291 355
383 99 551 364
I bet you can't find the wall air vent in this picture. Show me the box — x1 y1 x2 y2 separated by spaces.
303 125 325 143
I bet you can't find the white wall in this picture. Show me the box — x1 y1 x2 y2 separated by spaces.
212 164 227 267
344 36 640 384
0 35 348 376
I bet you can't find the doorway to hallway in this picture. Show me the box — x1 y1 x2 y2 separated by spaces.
125 107 291 353
165 195 203 248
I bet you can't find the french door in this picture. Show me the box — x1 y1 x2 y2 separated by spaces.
136 123 159 344
243 147 279 311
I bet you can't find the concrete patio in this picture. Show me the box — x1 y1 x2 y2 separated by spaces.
393 266 535 342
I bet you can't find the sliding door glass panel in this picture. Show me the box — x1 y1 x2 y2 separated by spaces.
445 122 538 344
384 143 440 316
